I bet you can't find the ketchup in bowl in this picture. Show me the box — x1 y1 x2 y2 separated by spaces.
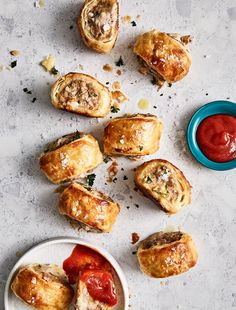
63 245 118 307
196 114 236 163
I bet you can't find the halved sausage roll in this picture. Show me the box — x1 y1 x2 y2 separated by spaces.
59 182 120 232
11 264 74 309
51 73 111 118
134 159 191 214
78 0 119 53
133 30 192 86
137 231 198 278
39 132 103 184
103 114 163 158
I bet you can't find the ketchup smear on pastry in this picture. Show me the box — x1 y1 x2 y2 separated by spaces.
196 114 236 162
63 245 118 306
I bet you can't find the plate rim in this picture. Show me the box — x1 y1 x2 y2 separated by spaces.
187 100 236 171
4 236 129 310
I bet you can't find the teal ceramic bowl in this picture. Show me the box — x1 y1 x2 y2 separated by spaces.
187 100 236 170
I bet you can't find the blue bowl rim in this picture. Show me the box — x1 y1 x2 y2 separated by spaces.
187 100 236 171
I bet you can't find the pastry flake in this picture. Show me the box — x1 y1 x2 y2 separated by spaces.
58 182 120 232
11 264 74 309
137 231 198 278
103 114 163 157
134 159 191 214
133 30 192 85
78 0 119 53
51 72 112 118
39 132 103 184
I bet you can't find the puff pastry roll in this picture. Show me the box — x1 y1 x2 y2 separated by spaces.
103 114 163 157
78 0 119 53
59 182 120 232
134 30 192 85
137 231 198 278
11 264 74 309
134 159 191 214
39 132 103 184
51 73 111 118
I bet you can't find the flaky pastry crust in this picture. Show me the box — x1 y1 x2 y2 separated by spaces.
59 182 120 232
78 0 119 53
39 132 103 184
103 114 163 157
11 264 74 309
134 30 192 83
134 159 191 214
51 72 111 118
137 231 198 278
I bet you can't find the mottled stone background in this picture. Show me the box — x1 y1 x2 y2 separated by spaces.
0 0 236 309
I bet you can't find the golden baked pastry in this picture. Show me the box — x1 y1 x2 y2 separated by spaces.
51 73 111 118
78 0 119 53
59 182 120 232
137 231 198 278
39 132 103 184
133 30 192 86
103 114 163 158
11 264 74 309
134 159 191 214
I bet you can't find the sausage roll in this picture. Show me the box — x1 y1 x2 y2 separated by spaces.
39 132 103 184
134 159 191 214
11 264 74 309
51 73 111 118
133 30 192 85
137 231 198 278
103 114 163 157
78 0 119 53
59 182 120 232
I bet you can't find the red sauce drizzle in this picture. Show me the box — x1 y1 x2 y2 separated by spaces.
196 114 236 163
63 245 118 307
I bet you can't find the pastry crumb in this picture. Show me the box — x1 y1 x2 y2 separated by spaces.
116 69 122 76
107 160 118 182
103 64 113 72
40 55 59 75
131 232 140 244
10 50 20 56
112 90 128 104
122 15 132 23
78 64 84 70
138 66 148 75
112 81 121 90
180 35 192 45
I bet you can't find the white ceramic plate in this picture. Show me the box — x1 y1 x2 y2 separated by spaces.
4 237 129 310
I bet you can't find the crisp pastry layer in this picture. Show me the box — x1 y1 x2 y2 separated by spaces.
137 231 198 278
59 182 120 232
51 72 111 118
78 0 119 53
103 114 163 157
11 264 74 309
134 159 191 214
39 132 103 184
133 30 192 83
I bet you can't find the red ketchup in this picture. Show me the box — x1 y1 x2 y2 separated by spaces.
80 269 118 306
196 114 236 163
63 245 118 307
